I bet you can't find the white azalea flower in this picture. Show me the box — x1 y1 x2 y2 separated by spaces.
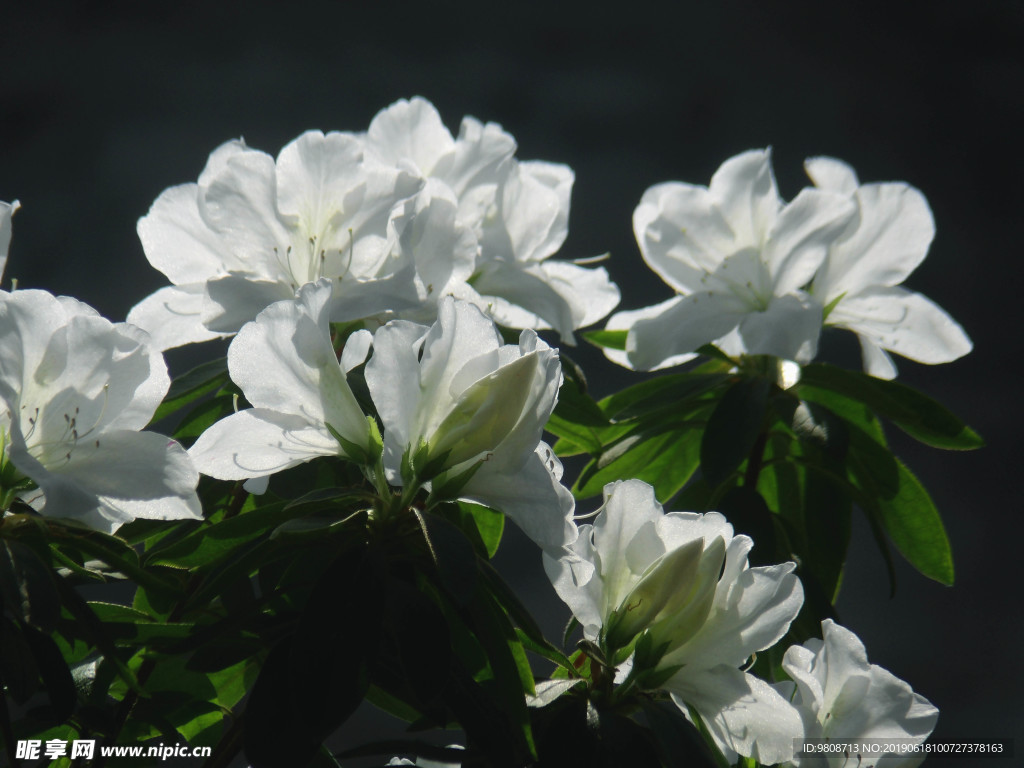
605 149 855 370
365 97 620 342
0 289 201 533
188 280 372 481
364 296 575 554
544 479 805 765
779 619 939 768
128 131 423 350
805 157 972 379
1 199 19 283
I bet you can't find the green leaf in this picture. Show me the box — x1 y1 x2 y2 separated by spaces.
640 699 720 768
458 502 505 559
23 624 76 723
575 424 702 502
546 377 611 456
53 527 181 596
868 458 954 585
0 539 60 633
716 486 782 567
149 357 229 426
386 580 452 707
146 501 299 569
478 559 558 665
700 377 771 488
799 363 983 450
467 590 537 757
599 373 730 422
420 512 480 607
171 395 237 445
582 329 627 350
799 443 852 604
0 616 39 702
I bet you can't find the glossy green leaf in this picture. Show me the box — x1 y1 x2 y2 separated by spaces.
582 328 627 350
866 457 954 585
146 501 298 569
575 424 701 502
150 357 229 426
799 363 983 450
599 373 730 423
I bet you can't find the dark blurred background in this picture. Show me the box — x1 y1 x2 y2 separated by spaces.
2 0 1021 762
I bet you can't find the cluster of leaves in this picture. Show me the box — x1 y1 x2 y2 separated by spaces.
0 330 980 768
554 334 981 634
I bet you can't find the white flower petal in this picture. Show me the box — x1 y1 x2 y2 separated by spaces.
14 430 201 531
1 199 20 283
803 156 860 196
828 286 972 366
815 182 934 298
764 187 856 295
366 97 455 177
627 291 747 371
274 130 366 226
498 160 573 263
471 260 577 342
633 182 735 294
668 554 802 673
137 184 233 283
127 285 229 351
189 408 340 480
708 148 782 247
667 665 804 766
202 274 296 334
602 299 699 370
445 115 517 199
460 442 576 555
227 281 368 445
783 620 939 767
736 292 823 363
858 335 899 380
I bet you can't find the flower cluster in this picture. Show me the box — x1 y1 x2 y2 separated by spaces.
0 100 961 768
545 479 937 766
606 150 972 377
128 97 619 351
189 283 575 554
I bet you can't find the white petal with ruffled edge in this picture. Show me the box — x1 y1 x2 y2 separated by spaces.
666 665 804 766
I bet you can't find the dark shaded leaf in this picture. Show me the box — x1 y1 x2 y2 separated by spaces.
0 539 60 632
700 377 771 488
420 512 479 607
0 616 38 702
640 698 719 768
716 486 780 566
